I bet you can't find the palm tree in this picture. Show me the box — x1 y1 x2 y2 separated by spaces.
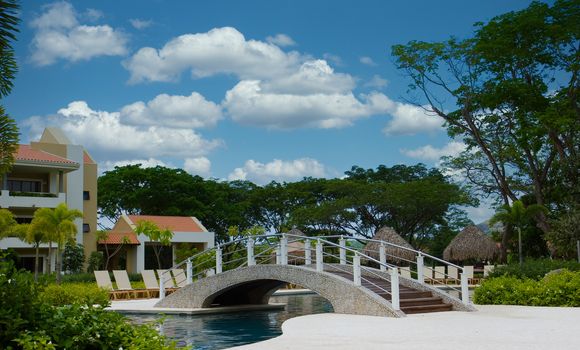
31 203 83 283
23 222 49 281
0 1 21 178
490 200 548 265
134 220 173 269
0 208 16 237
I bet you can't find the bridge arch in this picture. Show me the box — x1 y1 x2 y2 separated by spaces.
155 264 404 317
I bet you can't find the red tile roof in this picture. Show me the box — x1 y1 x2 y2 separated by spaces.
127 215 205 232
15 145 78 165
98 231 140 245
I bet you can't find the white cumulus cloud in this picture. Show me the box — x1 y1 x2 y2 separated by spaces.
22 101 223 162
123 26 302 83
383 104 444 135
228 158 326 184
100 158 168 174
30 1 128 66
401 141 467 161
266 33 296 47
183 157 211 177
120 92 222 129
365 75 388 89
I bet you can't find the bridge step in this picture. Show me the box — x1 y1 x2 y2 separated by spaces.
325 269 453 315
401 303 454 314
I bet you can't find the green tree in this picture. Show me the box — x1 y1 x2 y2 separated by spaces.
20 223 45 281
546 206 580 258
392 0 579 242
0 0 20 177
96 230 130 270
30 203 83 283
133 220 173 269
62 242 85 273
490 200 549 265
0 207 16 237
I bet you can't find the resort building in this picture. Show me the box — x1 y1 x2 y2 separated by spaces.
100 214 215 273
0 127 98 272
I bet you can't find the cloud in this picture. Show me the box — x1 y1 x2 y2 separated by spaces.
365 74 388 89
223 81 393 129
183 157 211 177
266 33 296 47
382 104 443 135
22 101 223 161
123 26 302 83
120 92 222 129
360 56 377 66
323 53 343 67
85 8 103 21
401 141 467 161
129 18 152 30
30 1 128 66
228 158 326 184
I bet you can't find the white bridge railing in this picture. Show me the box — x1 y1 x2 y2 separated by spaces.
159 233 471 309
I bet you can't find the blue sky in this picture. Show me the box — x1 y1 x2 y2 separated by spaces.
4 0 535 222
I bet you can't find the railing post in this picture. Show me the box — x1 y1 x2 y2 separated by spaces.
339 235 346 265
353 253 361 286
316 239 323 272
159 273 166 299
417 254 424 284
216 246 222 274
461 266 470 304
379 242 386 272
304 239 312 265
186 258 193 285
247 237 255 266
275 245 281 264
390 267 400 310
280 234 288 265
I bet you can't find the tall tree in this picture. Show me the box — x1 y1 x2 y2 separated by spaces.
31 203 83 283
392 0 579 248
21 223 45 281
0 0 20 177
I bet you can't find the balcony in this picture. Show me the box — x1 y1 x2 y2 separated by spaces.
0 190 66 208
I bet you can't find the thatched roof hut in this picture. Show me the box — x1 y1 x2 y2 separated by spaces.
363 227 416 263
286 228 306 238
443 225 499 262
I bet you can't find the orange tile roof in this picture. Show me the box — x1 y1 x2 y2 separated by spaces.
83 151 95 164
98 231 140 245
127 215 205 232
16 145 78 165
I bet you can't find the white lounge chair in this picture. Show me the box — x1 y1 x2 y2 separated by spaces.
172 268 187 288
112 270 150 299
157 269 177 294
94 270 128 300
141 270 160 298
423 266 434 283
399 266 412 279
483 265 495 277
434 266 446 283
447 266 459 284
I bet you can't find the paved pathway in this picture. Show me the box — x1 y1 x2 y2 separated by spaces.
227 305 580 350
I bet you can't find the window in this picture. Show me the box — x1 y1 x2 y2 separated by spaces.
83 191 90 200
8 180 41 193
83 223 90 233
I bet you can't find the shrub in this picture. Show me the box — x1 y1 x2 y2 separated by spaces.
87 251 104 273
488 258 580 280
61 272 96 283
474 269 580 306
62 243 85 273
39 283 110 307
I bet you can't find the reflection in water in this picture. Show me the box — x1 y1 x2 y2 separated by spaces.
125 294 333 350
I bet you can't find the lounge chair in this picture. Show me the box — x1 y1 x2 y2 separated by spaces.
446 266 459 284
157 269 178 295
423 266 433 283
112 270 150 299
172 268 187 288
434 266 446 284
399 266 412 279
483 265 495 278
463 265 478 285
141 270 160 298
94 270 128 300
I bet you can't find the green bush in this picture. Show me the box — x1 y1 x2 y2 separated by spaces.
40 283 110 307
474 269 580 306
488 258 580 280
62 243 85 273
87 251 104 273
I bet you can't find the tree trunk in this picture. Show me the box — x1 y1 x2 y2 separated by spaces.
56 247 62 284
34 244 39 282
500 224 512 263
154 246 162 270
518 227 523 266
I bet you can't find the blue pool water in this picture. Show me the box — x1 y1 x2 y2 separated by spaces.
125 294 333 349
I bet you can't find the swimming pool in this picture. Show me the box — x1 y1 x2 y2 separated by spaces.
125 294 333 349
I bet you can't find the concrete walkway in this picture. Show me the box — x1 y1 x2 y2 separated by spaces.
227 305 580 350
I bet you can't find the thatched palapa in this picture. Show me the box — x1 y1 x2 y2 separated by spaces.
443 225 498 262
363 227 416 262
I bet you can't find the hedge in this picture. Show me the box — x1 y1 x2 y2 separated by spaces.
474 269 580 306
488 258 580 280
39 283 110 307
